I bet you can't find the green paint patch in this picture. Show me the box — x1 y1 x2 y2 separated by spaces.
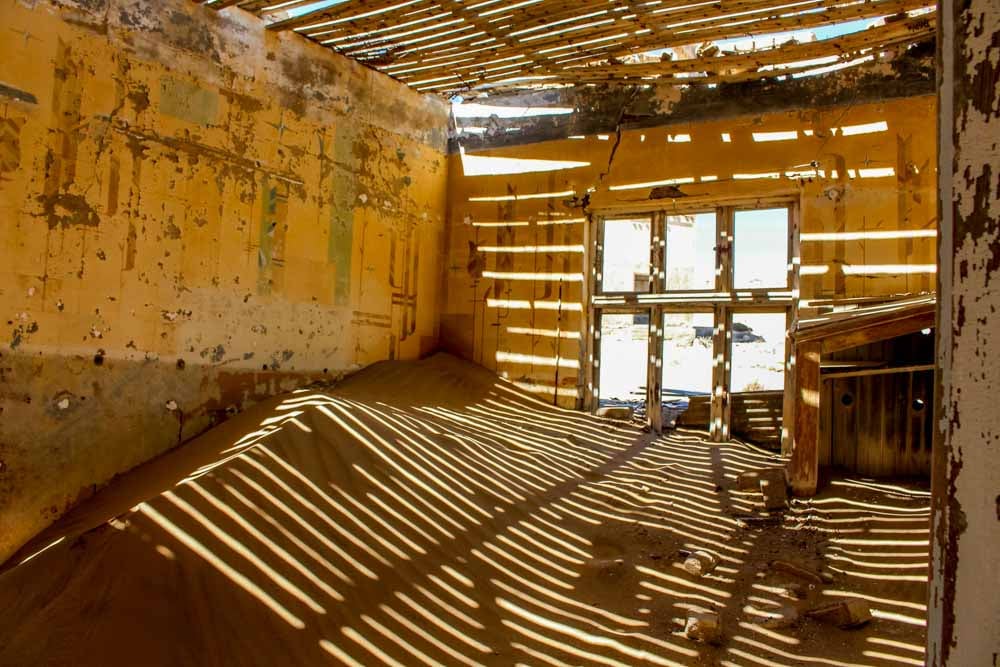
159 77 219 126
329 125 357 307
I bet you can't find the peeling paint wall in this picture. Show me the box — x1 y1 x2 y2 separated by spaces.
442 96 937 408
928 0 1000 661
0 0 449 563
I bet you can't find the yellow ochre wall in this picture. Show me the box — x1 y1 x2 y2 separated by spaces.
442 95 937 409
0 0 449 562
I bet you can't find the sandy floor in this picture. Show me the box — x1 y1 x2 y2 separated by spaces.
0 354 929 666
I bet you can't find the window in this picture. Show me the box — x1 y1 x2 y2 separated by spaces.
664 213 716 290
730 311 786 392
591 202 797 446
733 208 790 289
600 217 651 292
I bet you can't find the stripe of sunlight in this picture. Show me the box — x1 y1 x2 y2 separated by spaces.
221 480 354 588
227 467 378 580
396 589 491 649
360 489 442 546
351 465 459 539
729 635 874 666
734 620 801 649
557 493 746 555
637 565 733 602
239 452 397 566
252 446 417 561
478 245 585 253
497 598 695 666
342 398 516 505
484 533 582 585
409 581 485 630
427 565 479 609
474 545 576 591
181 429 281 483
506 524 589 565
461 406 597 475
318 638 366 666
493 578 649 635
368 405 527 505
380 602 490 665
494 533 582 579
502 619 633 667
861 650 923 666
329 486 428 556
431 420 575 491
591 481 740 537
523 513 594 550
186 481 343 602
162 489 326 614
491 561 645 628
411 408 561 493
318 401 490 525
137 502 305 629
821 593 927 626
478 397 632 449
341 625 408 667
867 636 925 655
420 402 582 474
360 611 444 666
465 402 606 462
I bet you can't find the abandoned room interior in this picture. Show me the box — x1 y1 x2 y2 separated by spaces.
0 0 996 664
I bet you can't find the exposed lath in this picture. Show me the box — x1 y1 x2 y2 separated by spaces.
194 0 936 94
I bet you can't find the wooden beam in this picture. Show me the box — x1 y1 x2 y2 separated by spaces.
789 341 822 496
820 311 936 353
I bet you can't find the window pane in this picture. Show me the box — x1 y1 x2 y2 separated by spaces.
601 218 650 292
661 312 713 428
664 212 716 290
598 313 647 408
733 208 789 288
730 312 786 392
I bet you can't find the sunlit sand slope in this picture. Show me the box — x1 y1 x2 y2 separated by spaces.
0 354 929 667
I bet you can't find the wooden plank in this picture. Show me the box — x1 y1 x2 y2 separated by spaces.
822 363 935 380
647 306 664 433
790 341 821 496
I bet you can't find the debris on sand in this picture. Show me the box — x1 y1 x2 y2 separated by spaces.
807 599 873 628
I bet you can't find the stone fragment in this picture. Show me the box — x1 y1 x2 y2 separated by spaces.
779 582 807 600
736 467 787 491
684 611 722 644
760 476 788 511
759 605 801 629
807 599 872 628
596 406 634 420
683 550 718 576
771 560 823 585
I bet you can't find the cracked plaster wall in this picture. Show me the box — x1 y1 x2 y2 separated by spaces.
0 0 449 563
442 96 938 409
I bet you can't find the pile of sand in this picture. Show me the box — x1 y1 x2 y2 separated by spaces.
0 354 929 666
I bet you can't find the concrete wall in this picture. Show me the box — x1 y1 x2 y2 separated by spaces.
0 0 449 563
928 0 1000 660
442 95 938 408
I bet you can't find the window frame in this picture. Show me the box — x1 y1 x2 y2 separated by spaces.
585 197 800 448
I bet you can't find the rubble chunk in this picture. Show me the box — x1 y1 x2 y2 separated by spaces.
771 560 823 585
683 550 718 576
596 406 633 420
759 605 801 629
736 467 787 491
760 476 788 511
807 599 872 628
684 611 722 644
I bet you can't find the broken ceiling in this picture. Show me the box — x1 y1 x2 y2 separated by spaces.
194 0 936 95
